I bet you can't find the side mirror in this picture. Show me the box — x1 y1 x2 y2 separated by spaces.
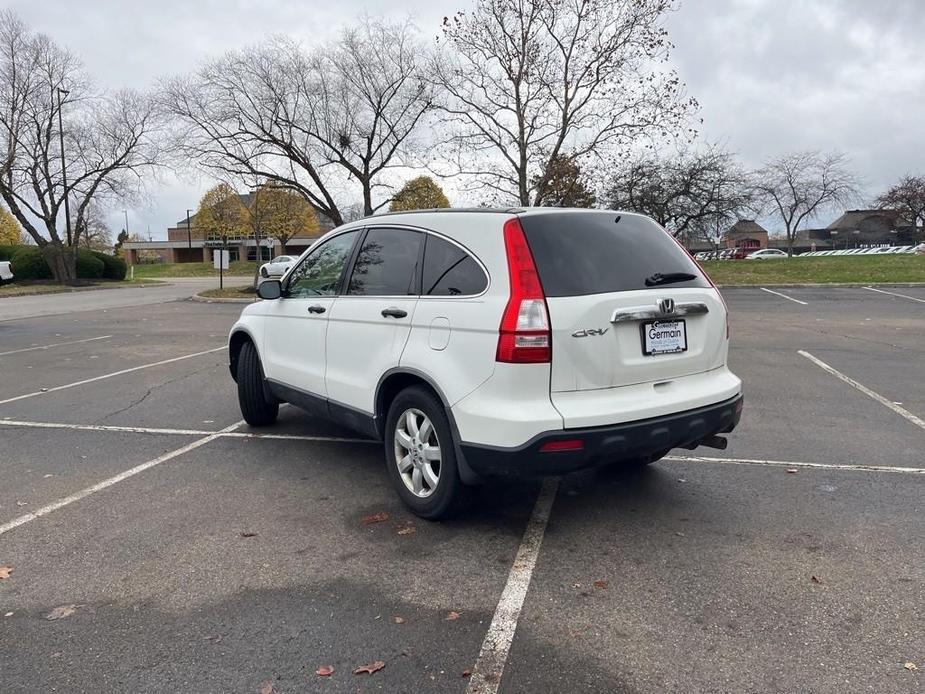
257 279 282 300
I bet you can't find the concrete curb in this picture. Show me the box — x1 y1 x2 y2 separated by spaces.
190 293 257 304
0 281 166 299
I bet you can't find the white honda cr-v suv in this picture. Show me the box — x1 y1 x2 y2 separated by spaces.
228 209 743 518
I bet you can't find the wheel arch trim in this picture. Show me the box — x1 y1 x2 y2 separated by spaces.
375 367 482 485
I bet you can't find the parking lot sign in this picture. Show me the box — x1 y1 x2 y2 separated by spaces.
213 249 230 271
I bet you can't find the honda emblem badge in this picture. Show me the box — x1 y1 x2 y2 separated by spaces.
659 298 675 314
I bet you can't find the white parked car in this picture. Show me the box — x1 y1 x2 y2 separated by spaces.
259 255 298 279
228 209 743 518
0 260 13 284
746 249 788 260
913 243 925 255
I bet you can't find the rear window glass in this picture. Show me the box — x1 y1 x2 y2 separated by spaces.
519 212 709 297
422 235 487 296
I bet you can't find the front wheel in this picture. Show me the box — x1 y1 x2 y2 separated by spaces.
384 386 467 520
236 340 279 427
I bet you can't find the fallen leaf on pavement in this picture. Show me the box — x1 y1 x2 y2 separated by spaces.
786 468 798 474
904 662 917 672
446 611 461 621
462 669 472 678
315 665 334 677
240 532 258 538
811 575 822 584
353 660 385 675
4 612 12 617
0 566 12 580
396 522 416 535
571 582 582 589
45 604 78 620
594 580 609 589
393 616 406 624
362 512 389 526
259 681 275 694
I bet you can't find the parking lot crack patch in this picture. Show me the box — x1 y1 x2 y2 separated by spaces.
94 363 219 424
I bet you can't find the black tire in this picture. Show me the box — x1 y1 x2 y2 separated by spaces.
236 340 279 427
384 385 467 520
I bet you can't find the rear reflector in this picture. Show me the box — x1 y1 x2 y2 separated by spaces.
539 439 584 453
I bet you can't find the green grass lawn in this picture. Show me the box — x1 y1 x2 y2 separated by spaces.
131 261 258 278
197 285 257 300
0 278 164 297
700 255 925 285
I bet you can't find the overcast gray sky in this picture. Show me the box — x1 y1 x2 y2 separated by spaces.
10 0 924 238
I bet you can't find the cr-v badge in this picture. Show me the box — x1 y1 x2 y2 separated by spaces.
571 328 609 338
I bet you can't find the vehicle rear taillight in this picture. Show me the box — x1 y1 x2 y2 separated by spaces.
496 218 551 363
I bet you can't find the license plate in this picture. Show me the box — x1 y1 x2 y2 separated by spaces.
641 319 687 355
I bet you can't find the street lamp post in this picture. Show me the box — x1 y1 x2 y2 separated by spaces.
186 209 193 251
250 187 261 263
56 87 73 279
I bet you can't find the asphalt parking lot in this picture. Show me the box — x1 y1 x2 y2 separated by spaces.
1 284 923 693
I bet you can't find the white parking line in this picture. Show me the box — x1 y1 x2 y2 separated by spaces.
667 455 925 475
760 287 808 305
863 286 925 304
0 418 376 444
0 346 225 406
467 478 559 694
799 350 925 432
0 420 243 537
0 334 112 357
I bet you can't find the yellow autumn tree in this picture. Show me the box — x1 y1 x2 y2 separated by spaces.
389 176 450 212
195 183 249 240
0 206 23 245
251 183 320 253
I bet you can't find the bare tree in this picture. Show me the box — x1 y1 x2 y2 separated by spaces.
606 147 752 242
432 0 696 206
162 17 433 224
75 200 113 251
874 174 925 231
752 151 861 257
0 12 162 282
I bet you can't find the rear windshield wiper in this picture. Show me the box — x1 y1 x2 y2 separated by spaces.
644 272 698 287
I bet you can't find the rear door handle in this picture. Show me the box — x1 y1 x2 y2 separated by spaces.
381 307 408 319
307 305 326 314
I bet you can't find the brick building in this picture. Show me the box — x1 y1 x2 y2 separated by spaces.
723 220 769 250
122 193 336 265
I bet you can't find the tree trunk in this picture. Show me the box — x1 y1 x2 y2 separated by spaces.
42 242 78 284
362 182 373 217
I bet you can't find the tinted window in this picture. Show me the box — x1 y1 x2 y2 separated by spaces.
519 212 710 297
286 231 358 298
347 228 423 296
422 235 487 296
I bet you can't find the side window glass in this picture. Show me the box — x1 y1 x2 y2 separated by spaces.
286 231 358 298
422 235 488 296
346 228 423 296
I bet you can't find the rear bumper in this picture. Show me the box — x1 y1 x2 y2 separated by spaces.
460 393 743 476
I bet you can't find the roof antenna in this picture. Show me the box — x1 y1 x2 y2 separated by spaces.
614 215 621 224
